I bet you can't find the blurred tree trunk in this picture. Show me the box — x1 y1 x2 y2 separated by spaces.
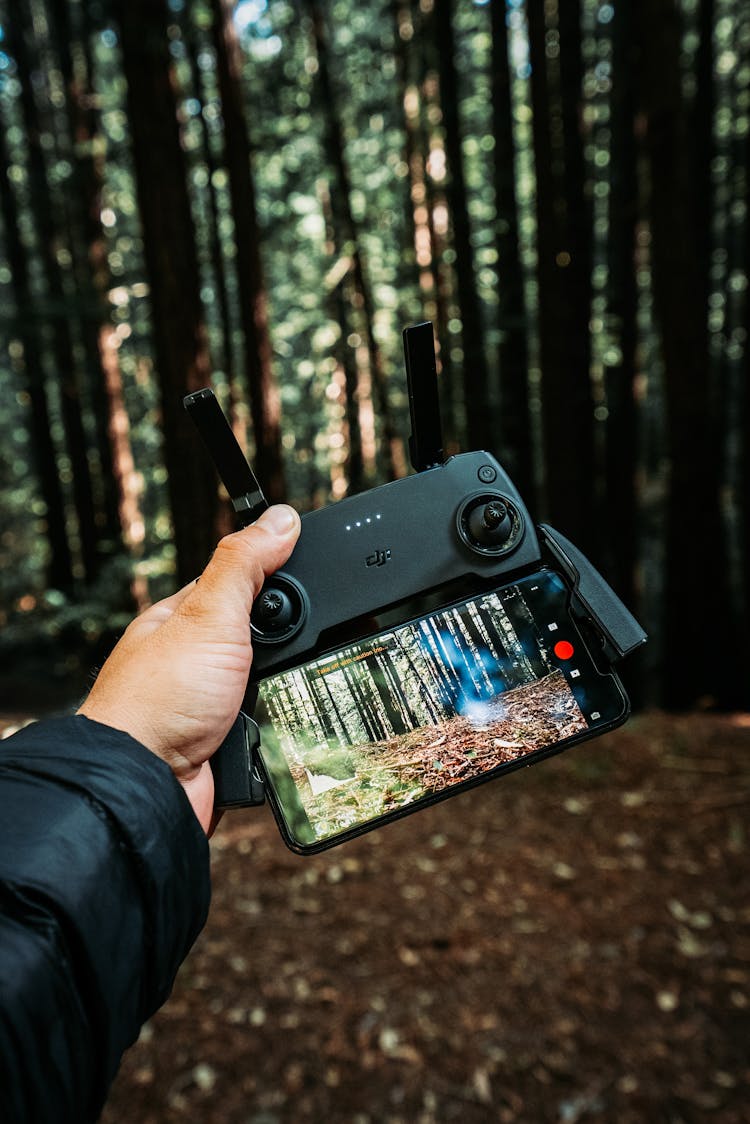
306 0 399 481
319 178 366 493
0 119 73 591
527 0 595 554
742 116 750 708
433 0 494 455
391 3 422 301
415 15 458 448
721 5 750 711
490 0 533 501
184 13 236 388
10 6 100 583
208 0 285 501
634 0 727 707
746 140 750 701
340 275 366 494
393 0 457 453
691 0 740 706
692 0 715 320
115 0 218 584
603 0 638 610
47 0 129 560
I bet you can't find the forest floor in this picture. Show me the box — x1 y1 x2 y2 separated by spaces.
298 671 588 842
3 711 749 1123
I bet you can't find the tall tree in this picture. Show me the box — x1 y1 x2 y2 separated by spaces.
392 0 454 444
391 0 423 303
743 192 750 710
9 5 100 582
0 116 73 590
318 176 366 492
305 0 399 481
602 0 639 609
208 0 285 501
115 0 218 583
184 11 237 390
526 0 595 553
413 12 460 451
490 0 533 501
47 0 130 560
634 0 727 707
433 0 494 455
737 13 750 709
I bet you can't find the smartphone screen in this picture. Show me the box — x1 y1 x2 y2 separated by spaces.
255 569 627 851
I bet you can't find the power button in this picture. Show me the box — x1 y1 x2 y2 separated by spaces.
478 464 497 484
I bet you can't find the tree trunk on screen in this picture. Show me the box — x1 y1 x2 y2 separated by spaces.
209 0 286 501
115 0 218 584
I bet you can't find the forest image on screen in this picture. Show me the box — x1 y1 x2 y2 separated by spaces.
258 580 588 841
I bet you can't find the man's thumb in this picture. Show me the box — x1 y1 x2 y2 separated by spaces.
194 504 301 616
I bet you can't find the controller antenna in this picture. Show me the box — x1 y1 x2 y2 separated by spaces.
403 321 445 472
183 388 268 527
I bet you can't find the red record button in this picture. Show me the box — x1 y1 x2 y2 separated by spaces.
554 639 575 660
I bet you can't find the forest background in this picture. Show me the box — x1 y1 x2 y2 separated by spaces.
1 4 750 1122
0 0 748 713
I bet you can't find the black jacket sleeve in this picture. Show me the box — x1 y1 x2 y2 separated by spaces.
0 715 211 1123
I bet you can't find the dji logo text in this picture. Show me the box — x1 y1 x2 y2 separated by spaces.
365 549 391 568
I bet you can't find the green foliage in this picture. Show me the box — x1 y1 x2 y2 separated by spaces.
0 0 748 706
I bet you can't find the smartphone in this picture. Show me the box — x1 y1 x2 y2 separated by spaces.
254 568 628 853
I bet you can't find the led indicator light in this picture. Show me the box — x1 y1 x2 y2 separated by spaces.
554 640 575 660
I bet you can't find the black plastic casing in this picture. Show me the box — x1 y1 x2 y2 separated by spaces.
248 451 537 680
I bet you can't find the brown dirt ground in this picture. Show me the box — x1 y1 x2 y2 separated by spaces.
81 713 750 1121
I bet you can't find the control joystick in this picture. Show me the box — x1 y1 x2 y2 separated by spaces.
254 589 294 630
250 575 308 644
456 492 523 556
468 499 512 547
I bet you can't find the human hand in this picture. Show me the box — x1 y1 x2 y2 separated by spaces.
78 505 301 834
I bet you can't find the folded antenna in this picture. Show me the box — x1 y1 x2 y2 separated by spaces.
403 322 445 472
183 388 268 527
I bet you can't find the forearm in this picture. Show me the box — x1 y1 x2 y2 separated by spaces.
0 716 210 1122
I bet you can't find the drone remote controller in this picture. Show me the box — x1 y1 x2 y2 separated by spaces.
185 323 646 829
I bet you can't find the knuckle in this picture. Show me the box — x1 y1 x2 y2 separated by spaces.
213 531 267 598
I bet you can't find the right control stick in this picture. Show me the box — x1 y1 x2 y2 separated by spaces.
467 499 512 547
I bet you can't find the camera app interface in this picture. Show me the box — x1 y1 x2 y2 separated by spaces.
257 570 623 846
